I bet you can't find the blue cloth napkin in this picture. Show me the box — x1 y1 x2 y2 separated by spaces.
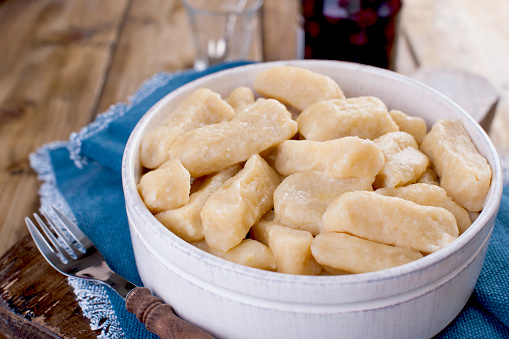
29 61 509 338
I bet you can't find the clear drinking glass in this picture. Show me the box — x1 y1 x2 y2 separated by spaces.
182 0 264 71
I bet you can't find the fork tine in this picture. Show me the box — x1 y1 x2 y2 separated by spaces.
25 216 56 257
50 205 93 250
25 216 68 269
33 213 73 262
42 210 83 256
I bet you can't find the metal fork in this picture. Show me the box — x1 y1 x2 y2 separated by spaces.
25 205 214 339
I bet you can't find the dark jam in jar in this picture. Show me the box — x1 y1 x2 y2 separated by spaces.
302 0 402 69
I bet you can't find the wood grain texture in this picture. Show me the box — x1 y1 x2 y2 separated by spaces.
95 0 195 114
0 235 100 338
411 67 499 133
0 0 128 253
94 0 301 114
401 0 509 156
393 27 418 76
262 0 302 61
0 0 130 256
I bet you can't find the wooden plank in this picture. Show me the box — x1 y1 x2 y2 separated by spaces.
394 26 418 76
262 0 302 61
95 0 195 114
0 0 46 105
402 0 509 156
95 0 302 114
412 67 499 133
0 0 130 256
0 236 99 338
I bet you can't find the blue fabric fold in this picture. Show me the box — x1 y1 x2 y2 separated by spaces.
29 61 509 338
30 61 251 338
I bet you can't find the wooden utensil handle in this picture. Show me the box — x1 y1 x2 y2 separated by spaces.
126 287 215 339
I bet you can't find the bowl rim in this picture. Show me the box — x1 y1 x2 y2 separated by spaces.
122 60 504 288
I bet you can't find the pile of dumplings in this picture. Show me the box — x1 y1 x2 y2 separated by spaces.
137 66 492 275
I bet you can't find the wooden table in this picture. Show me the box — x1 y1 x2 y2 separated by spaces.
1 0 508 337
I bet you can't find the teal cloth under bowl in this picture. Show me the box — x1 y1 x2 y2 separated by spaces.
29 61 509 338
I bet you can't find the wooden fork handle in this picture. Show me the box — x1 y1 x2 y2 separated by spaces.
126 287 215 339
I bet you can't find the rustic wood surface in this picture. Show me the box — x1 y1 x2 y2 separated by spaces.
0 0 508 337
0 0 300 337
399 0 509 157
0 236 101 338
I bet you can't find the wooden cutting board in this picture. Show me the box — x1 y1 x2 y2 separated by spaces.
411 66 499 133
0 235 99 338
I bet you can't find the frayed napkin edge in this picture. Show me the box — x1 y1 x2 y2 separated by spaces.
26 70 182 339
25 70 188 339
29 141 126 339
67 71 181 169
68 277 125 339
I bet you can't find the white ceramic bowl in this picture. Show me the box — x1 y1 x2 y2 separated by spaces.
122 60 503 339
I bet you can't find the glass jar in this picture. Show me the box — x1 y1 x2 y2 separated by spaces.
302 0 402 69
